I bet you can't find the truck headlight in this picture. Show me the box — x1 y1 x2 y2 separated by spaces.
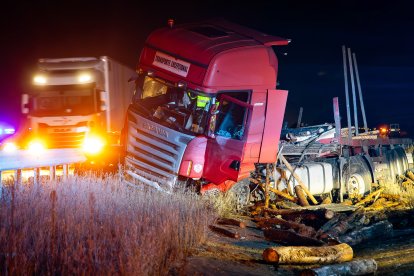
3 142 18 153
78 73 92 83
33 75 47 84
82 135 105 155
28 140 46 154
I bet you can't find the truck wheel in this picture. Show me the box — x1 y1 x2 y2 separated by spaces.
386 148 408 181
394 147 409 175
343 156 372 199
228 178 251 211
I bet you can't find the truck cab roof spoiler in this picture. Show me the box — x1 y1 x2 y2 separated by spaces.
38 57 104 71
204 19 290 46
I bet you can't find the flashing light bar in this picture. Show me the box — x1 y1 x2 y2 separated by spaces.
0 127 15 136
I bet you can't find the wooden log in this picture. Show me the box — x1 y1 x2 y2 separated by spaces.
216 218 246 228
321 197 332 205
262 208 335 230
319 209 365 240
209 225 240 239
273 208 336 230
295 185 310 206
300 258 377 276
275 200 304 210
338 220 393 246
407 170 414 182
402 180 414 190
364 201 401 212
355 188 384 206
279 155 319 205
380 193 409 204
367 197 387 209
257 183 298 202
250 177 298 202
316 213 347 238
263 243 353 264
263 228 324 246
264 208 335 220
255 216 316 237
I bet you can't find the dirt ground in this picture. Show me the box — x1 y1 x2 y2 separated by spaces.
174 216 414 275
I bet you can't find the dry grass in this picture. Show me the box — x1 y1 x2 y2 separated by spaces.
0 174 216 275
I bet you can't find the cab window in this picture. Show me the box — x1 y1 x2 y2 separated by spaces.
215 91 250 140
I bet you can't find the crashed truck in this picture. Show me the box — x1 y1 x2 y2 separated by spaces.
122 19 412 204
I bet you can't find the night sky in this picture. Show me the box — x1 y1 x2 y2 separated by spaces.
1 0 413 135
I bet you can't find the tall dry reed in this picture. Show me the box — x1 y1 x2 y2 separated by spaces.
0 174 215 274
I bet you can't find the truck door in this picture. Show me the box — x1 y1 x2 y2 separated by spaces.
203 94 253 184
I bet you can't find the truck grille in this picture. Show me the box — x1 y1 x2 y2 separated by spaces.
125 110 194 190
47 132 86 148
38 124 87 148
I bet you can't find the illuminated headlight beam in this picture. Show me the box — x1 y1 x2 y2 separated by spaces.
34 75 47 84
82 136 105 155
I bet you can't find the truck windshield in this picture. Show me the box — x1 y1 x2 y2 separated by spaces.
30 85 96 116
133 75 213 135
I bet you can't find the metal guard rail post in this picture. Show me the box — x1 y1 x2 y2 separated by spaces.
0 148 86 194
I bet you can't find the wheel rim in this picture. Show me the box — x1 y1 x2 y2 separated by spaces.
347 173 366 199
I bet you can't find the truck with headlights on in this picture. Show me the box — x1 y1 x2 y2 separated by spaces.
21 57 136 170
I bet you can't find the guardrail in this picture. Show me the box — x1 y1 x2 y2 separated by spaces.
0 148 86 188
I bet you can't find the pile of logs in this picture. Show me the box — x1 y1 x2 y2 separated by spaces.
254 207 394 247
253 205 400 274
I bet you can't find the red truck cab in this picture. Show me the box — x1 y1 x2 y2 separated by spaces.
123 19 289 193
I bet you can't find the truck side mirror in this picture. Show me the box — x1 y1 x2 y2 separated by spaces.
21 94 30 114
100 90 108 111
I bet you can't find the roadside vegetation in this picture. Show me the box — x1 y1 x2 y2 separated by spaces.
0 175 216 274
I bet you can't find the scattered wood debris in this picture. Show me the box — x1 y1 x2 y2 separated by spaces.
216 218 246 228
208 225 241 239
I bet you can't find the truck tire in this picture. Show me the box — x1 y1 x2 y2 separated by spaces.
228 178 251 211
342 156 372 199
386 147 408 181
394 147 409 174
